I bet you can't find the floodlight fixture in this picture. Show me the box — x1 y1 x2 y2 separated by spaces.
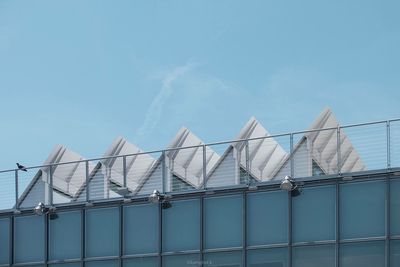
34 202 49 216
148 190 172 209
280 176 302 197
149 190 161 204
280 176 295 191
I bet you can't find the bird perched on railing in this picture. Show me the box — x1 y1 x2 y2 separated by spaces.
16 163 27 172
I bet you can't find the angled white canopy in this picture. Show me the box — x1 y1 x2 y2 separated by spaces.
134 127 221 194
19 145 94 207
206 117 288 187
100 137 156 193
272 107 366 179
41 145 93 197
165 127 220 188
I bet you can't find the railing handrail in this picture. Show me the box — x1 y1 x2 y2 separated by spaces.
1 117 399 174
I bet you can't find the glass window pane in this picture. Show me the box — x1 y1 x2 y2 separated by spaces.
204 251 242 267
124 257 158 267
247 248 288 267
163 198 200 252
49 211 81 260
293 185 335 242
14 215 45 263
163 254 199 267
391 240 400 266
293 244 335 267
340 241 385 267
340 181 385 239
247 191 288 245
0 218 10 265
86 207 119 257
204 194 243 249
391 179 400 236
85 260 118 267
124 204 158 255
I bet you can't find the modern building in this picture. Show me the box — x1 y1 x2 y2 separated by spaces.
0 107 399 267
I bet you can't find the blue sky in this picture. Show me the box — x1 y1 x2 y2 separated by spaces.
0 0 399 170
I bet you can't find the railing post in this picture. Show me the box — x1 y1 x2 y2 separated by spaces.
85 160 90 203
161 151 166 193
122 155 127 188
14 170 19 210
387 121 391 170
245 140 250 184
49 165 53 206
337 126 341 175
202 145 207 189
290 134 294 178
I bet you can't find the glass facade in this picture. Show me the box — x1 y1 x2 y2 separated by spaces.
0 174 398 266
49 211 81 260
123 204 158 255
0 218 9 265
247 191 288 245
292 245 335 267
162 198 200 252
340 180 386 239
292 185 335 242
204 194 243 249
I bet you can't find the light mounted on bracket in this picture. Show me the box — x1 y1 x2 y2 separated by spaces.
148 190 172 209
280 176 302 197
33 202 58 219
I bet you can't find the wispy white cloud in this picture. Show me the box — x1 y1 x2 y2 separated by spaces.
136 61 196 136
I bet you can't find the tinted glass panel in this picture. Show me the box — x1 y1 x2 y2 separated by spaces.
247 191 288 245
85 260 118 267
247 248 288 267
163 198 200 252
293 185 335 242
124 257 158 267
124 204 158 254
340 181 385 239
391 179 400 236
391 240 400 266
163 254 199 267
204 251 242 267
86 207 119 257
14 215 45 263
0 218 9 264
49 211 81 260
292 244 335 267
340 241 385 267
204 194 243 249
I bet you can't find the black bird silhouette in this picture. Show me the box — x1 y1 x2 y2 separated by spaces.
16 163 27 172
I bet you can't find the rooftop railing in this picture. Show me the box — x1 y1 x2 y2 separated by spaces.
1 118 399 212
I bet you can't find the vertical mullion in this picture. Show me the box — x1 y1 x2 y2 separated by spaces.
200 196 204 267
9 216 14 266
81 209 85 267
159 203 162 267
242 192 247 267
45 214 49 267
119 205 123 267
288 191 292 267
386 174 390 267
336 180 340 267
